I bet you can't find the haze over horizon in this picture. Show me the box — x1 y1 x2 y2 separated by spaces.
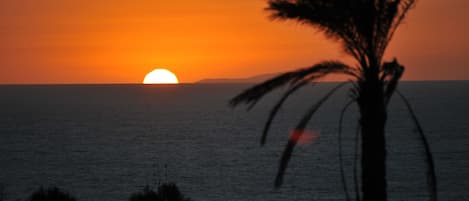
1 0 468 84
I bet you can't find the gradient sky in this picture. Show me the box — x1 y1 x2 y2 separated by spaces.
1 0 468 84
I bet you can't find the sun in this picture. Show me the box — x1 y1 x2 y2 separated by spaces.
143 69 179 84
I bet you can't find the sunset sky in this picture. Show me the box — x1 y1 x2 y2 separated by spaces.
1 0 468 84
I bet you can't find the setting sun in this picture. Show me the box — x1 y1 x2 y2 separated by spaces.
143 69 179 84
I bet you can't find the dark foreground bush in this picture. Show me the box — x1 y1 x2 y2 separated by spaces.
129 183 191 201
29 187 76 201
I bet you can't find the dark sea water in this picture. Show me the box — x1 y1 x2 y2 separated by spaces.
0 82 468 201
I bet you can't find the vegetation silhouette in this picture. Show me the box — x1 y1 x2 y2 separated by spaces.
229 1 437 201
129 183 192 201
1 182 190 201
29 187 76 201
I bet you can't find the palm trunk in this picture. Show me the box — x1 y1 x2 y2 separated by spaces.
358 75 387 201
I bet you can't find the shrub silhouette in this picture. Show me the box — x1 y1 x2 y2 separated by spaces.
129 183 191 201
29 187 76 201
129 186 159 201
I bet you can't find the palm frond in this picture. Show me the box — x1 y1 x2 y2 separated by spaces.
397 90 438 201
266 0 370 65
381 0 416 56
338 99 356 201
229 61 354 108
353 123 361 201
382 59 405 105
261 81 312 145
267 0 350 39
267 0 416 70
275 82 348 187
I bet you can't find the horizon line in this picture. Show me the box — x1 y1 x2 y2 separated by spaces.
0 79 468 86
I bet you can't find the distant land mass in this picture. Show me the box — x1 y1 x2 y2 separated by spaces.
196 73 279 83
196 71 351 83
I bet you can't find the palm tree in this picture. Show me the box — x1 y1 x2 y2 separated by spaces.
229 1 437 201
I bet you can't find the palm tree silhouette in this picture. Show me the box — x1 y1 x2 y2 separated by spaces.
230 1 437 201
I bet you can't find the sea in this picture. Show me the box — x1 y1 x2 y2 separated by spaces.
0 81 468 201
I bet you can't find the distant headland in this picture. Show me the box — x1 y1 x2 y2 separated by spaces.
196 73 279 84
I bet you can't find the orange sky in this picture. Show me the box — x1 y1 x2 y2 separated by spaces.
1 0 468 84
